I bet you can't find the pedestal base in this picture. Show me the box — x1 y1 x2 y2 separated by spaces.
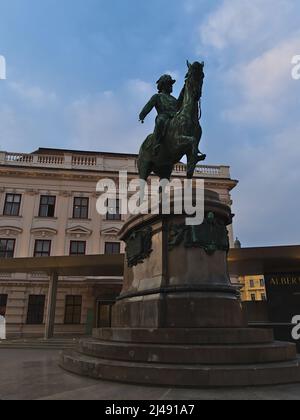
60 327 300 387
112 289 247 328
60 190 300 387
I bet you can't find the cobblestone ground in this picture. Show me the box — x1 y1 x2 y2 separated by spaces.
0 349 300 400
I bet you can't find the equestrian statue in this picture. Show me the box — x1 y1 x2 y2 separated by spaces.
138 60 206 181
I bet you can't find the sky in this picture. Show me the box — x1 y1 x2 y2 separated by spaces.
0 0 300 247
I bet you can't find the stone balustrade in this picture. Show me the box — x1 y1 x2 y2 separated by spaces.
0 151 231 179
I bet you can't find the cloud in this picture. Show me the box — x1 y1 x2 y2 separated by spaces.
9 82 57 107
125 79 153 100
164 70 181 81
223 34 300 123
200 0 295 51
194 0 300 126
0 104 35 151
0 81 62 152
68 79 155 153
183 0 198 14
194 0 300 246
0 106 20 149
232 122 300 246
0 77 156 154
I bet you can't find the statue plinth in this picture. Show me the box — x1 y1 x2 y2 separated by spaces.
113 190 246 329
60 190 300 387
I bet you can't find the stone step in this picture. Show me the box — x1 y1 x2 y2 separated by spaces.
0 347 74 350
93 327 274 345
0 339 78 350
60 350 300 388
78 339 296 365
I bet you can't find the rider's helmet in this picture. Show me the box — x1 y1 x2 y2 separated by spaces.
156 75 176 93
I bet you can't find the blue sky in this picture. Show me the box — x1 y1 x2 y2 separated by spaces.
0 0 300 247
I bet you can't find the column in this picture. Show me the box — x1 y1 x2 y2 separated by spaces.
44 272 58 339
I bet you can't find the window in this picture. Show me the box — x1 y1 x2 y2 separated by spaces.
261 294 267 301
260 279 265 288
26 295 45 325
0 239 15 258
250 280 255 288
0 294 8 316
73 197 89 219
39 195 56 218
64 296 82 325
106 199 121 221
3 194 21 216
34 240 51 257
70 241 86 256
251 294 256 302
105 242 121 255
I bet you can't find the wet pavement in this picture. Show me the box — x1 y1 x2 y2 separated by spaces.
1 349 300 400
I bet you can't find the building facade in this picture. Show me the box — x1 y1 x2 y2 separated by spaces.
0 148 238 338
239 275 267 302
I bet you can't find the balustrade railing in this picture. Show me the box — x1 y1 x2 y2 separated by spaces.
0 151 230 179
72 155 97 167
37 155 64 165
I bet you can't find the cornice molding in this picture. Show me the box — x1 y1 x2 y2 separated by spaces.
25 189 40 196
59 191 73 197
65 225 93 238
30 227 58 237
0 226 23 236
100 227 122 242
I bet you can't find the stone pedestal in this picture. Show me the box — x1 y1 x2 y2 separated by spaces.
112 190 245 329
60 190 300 387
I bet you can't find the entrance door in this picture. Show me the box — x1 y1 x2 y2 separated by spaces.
96 301 114 328
0 294 7 317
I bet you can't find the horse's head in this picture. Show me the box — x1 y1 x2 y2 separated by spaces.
185 60 205 100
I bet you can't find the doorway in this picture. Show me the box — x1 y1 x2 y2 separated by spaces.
96 300 114 328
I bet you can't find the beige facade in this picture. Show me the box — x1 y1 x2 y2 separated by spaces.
239 275 267 302
0 148 238 338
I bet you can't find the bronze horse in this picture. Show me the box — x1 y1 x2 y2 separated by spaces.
138 61 206 182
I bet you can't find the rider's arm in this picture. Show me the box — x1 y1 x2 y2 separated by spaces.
139 95 158 122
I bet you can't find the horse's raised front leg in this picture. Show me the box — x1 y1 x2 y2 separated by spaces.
177 135 206 179
176 135 204 157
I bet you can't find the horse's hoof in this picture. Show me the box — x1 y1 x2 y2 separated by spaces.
198 154 206 162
